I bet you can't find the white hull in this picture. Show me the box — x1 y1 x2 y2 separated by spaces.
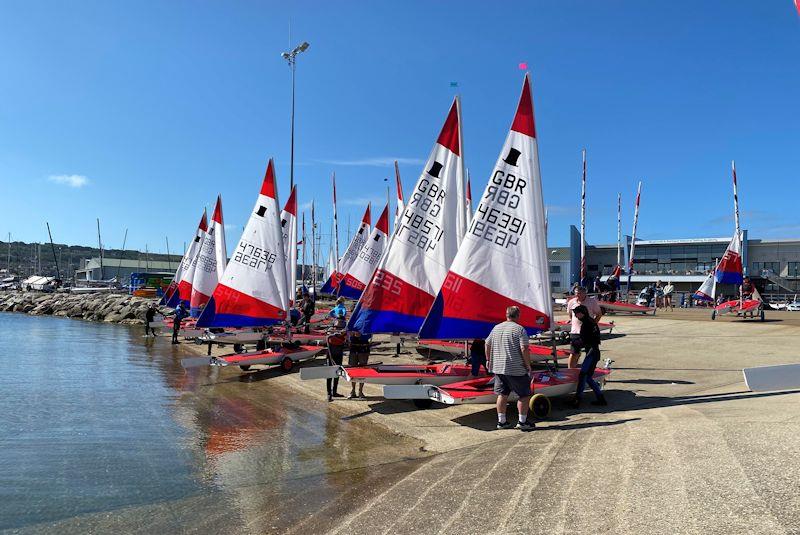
215 348 321 367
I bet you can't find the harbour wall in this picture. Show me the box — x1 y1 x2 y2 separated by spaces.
0 291 165 325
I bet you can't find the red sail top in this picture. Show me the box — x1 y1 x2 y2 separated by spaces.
283 185 297 216
260 159 277 198
199 209 208 232
211 195 224 225
375 204 390 234
436 98 461 156
510 73 536 138
361 203 372 225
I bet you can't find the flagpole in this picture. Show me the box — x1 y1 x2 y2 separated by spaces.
311 201 317 292
580 149 587 286
616 193 622 267
626 181 642 296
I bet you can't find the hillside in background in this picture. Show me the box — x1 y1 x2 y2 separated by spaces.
0 240 177 278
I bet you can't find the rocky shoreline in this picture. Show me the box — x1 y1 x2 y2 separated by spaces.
0 291 166 325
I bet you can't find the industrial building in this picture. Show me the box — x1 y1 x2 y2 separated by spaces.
547 226 800 299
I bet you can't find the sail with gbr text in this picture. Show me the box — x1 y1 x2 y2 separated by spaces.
419 74 552 339
349 98 467 334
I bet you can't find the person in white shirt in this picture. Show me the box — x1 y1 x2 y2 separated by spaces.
662 281 675 309
566 286 603 369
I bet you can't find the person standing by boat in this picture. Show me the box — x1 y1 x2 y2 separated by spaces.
569 305 607 408
347 330 371 399
567 286 603 369
144 304 159 337
299 295 315 334
486 306 534 431
172 303 188 344
326 329 347 402
469 339 487 377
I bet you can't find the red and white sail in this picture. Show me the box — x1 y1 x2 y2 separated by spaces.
176 210 207 308
190 196 227 316
196 159 289 327
349 97 468 334
694 270 716 302
338 204 390 300
419 74 552 339
320 204 371 294
280 185 298 305
164 210 207 307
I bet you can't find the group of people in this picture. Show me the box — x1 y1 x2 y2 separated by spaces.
639 280 675 309
471 286 609 432
324 297 372 402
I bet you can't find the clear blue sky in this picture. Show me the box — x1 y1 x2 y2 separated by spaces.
1 1 798 258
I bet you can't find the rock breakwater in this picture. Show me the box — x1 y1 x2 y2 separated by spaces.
0 291 168 325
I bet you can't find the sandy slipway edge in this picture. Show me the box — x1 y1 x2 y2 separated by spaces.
0 290 163 325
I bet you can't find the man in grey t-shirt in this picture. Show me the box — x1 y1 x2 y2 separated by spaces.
486 306 534 431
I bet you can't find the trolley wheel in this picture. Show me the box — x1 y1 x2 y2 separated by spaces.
529 393 551 419
281 356 294 372
412 398 433 409
711 310 717 321
233 343 245 354
239 365 251 371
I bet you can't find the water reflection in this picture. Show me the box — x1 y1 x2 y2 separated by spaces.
0 313 423 532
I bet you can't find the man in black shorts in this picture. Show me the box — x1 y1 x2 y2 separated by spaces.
486 306 534 431
347 330 371 399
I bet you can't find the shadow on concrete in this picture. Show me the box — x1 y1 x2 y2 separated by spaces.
586 388 800 415
611 378 695 385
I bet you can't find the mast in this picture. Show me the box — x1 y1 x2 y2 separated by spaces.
332 173 340 269
301 212 306 285
6 232 10 272
311 201 317 290
115 229 128 281
580 148 587 285
145 244 150 271
96 218 104 280
46 222 60 279
626 181 642 294
617 193 622 267
165 236 171 265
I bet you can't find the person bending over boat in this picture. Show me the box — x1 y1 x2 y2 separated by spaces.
567 286 603 369
326 330 347 402
347 330 371 399
298 295 315 334
570 305 608 408
486 307 534 431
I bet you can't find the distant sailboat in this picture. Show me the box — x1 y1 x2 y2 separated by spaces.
190 196 227 317
196 159 289 328
320 204 371 295
280 185 298 305
166 210 207 308
338 204 390 300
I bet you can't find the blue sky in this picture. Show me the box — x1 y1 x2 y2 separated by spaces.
1 1 798 258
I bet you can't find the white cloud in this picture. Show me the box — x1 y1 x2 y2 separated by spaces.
342 196 386 207
48 174 89 188
312 157 425 167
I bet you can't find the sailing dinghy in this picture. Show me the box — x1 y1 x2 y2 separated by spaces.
184 159 322 371
165 210 207 308
190 196 227 316
320 204 371 295
391 74 611 414
348 97 468 335
338 204 390 299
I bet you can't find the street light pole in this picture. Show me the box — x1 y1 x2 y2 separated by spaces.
282 41 310 190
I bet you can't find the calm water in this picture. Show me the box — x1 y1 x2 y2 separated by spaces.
0 313 422 532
